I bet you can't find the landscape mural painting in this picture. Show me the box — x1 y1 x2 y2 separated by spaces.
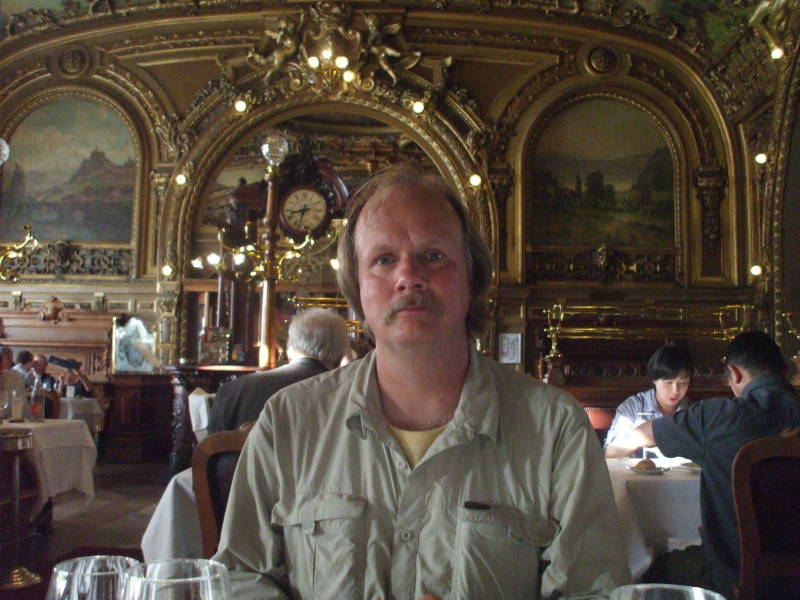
532 98 675 248
0 96 135 243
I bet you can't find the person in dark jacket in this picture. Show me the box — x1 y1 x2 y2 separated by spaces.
207 308 349 433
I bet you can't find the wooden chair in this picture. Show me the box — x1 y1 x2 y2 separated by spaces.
732 431 800 599
191 423 252 558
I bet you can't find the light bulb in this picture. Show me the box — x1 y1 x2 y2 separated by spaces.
343 70 355 82
469 174 482 187
234 99 248 113
771 47 784 60
160 264 174 277
329 258 340 270
321 48 332 60
750 264 763 276
307 56 320 69
412 101 425 114
233 253 245 265
755 153 767 164
175 173 188 185
206 252 221 266
334 56 349 69
191 257 204 269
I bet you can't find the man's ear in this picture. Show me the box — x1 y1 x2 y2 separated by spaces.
727 364 743 384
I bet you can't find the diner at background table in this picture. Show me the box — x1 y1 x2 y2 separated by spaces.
605 345 694 458
611 331 800 598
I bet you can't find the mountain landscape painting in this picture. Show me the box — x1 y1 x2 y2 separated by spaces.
532 98 674 248
0 96 135 243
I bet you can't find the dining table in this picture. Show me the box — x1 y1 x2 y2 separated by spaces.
606 457 702 580
0 418 97 516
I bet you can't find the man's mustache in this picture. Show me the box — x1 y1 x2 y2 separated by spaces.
384 292 443 325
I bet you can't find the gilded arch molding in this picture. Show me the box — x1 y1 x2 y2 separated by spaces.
162 95 498 282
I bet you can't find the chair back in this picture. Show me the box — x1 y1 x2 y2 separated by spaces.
732 432 800 599
191 424 251 558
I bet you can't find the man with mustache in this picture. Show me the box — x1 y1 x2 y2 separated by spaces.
215 165 629 599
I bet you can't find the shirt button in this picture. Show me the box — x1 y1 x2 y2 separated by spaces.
400 530 414 541
396 459 406 469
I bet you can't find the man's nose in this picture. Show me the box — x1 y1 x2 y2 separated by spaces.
395 255 426 291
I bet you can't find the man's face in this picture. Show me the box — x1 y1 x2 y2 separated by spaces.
354 184 471 350
31 356 47 375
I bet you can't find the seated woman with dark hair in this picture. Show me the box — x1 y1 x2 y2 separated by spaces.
604 345 693 458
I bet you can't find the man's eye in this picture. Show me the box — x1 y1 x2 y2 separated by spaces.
426 250 444 261
375 256 393 265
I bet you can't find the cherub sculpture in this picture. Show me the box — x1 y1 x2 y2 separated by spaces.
248 15 304 83
364 14 421 86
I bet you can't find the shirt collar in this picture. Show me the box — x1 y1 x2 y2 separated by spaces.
344 346 499 448
740 373 791 398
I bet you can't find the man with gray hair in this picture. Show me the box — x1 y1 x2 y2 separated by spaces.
216 165 628 599
207 308 349 433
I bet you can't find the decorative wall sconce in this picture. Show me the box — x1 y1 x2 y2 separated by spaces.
0 225 39 282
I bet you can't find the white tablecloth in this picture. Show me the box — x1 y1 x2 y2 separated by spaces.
0 419 97 515
141 468 203 561
60 396 104 433
606 458 702 580
188 389 214 442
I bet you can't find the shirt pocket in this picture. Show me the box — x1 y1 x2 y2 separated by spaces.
273 493 367 600
451 505 555 600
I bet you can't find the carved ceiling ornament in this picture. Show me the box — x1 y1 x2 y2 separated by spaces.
240 4 425 99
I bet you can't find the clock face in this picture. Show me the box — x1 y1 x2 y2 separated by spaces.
280 187 329 237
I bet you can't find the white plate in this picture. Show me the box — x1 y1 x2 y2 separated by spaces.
680 462 701 473
627 466 667 475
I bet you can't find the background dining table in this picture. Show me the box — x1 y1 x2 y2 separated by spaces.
606 457 702 580
0 418 97 516
141 467 203 561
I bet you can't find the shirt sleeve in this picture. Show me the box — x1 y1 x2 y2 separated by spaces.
541 404 631 597
652 400 715 462
213 409 291 599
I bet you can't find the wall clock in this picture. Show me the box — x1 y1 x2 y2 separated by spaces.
279 185 331 239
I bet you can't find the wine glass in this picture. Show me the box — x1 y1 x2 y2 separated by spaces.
46 555 140 600
121 559 231 600
609 583 726 600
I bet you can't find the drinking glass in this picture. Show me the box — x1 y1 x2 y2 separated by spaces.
121 559 231 600
634 411 658 459
609 583 726 600
46 555 140 600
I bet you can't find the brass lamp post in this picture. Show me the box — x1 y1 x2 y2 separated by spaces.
258 133 289 368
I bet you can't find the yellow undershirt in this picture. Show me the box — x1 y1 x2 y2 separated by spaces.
388 423 448 469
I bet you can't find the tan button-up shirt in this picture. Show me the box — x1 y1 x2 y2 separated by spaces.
215 348 630 599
